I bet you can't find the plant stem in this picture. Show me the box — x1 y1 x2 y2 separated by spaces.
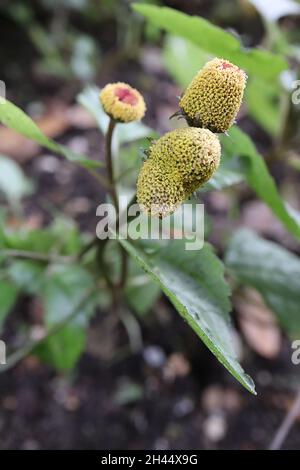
119 247 128 289
77 192 138 268
2 249 74 264
104 118 128 291
77 237 98 260
87 168 110 190
105 118 119 211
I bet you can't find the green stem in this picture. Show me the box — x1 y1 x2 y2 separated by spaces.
2 249 74 264
77 237 98 261
104 118 128 291
105 118 119 211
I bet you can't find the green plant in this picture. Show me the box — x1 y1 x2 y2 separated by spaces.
1 4 300 397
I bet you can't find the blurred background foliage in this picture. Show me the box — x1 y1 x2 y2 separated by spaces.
0 0 300 450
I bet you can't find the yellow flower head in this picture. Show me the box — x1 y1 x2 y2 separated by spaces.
137 128 221 217
137 158 186 218
100 82 146 123
149 128 221 187
179 58 247 133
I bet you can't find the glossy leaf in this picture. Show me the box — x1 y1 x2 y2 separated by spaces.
119 238 255 394
7 260 45 295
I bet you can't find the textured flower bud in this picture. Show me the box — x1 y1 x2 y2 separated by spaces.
137 128 221 217
100 82 146 123
137 159 186 218
149 128 221 186
179 58 247 133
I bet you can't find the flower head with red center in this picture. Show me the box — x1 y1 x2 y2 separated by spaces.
220 61 233 70
100 82 146 123
179 58 247 133
114 86 138 106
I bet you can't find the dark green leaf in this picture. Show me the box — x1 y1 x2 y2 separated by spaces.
125 259 161 315
221 127 300 240
50 217 83 256
203 147 245 191
37 327 86 371
2 228 58 252
7 260 44 295
225 229 300 338
2 219 83 256
38 264 96 370
119 238 255 394
0 281 18 332
246 77 281 136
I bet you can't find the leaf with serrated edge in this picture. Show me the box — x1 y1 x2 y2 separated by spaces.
118 238 255 394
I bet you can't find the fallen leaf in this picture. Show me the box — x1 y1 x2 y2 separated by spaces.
163 352 190 381
235 288 281 359
201 385 241 413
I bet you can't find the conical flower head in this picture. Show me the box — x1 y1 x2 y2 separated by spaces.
137 128 221 217
179 58 247 133
100 82 146 123
149 127 221 186
137 158 187 218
